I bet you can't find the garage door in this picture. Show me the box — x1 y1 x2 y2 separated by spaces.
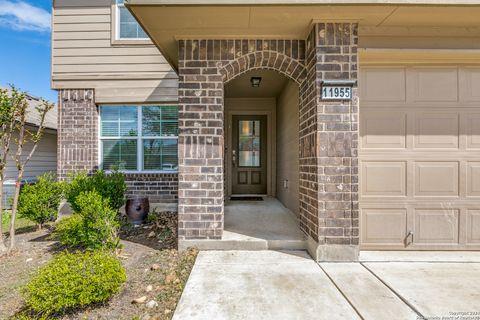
359 65 480 250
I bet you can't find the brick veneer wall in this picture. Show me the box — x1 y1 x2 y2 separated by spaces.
178 25 359 251
57 89 179 204
298 30 320 240
125 173 178 203
312 23 359 247
177 40 307 240
58 89 98 180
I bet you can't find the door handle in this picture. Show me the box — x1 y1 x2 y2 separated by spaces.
232 150 236 167
404 230 414 247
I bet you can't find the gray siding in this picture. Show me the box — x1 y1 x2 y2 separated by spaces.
51 0 178 104
5 131 57 180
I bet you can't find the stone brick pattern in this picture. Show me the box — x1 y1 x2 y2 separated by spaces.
178 40 306 239
57 89 98 180
125 173 178 203
298 30 321 240
314 23 359 246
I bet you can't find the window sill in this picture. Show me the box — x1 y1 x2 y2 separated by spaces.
105 170 178 175
111 38 153 46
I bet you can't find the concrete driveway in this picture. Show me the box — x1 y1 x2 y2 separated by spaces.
173 251 480 320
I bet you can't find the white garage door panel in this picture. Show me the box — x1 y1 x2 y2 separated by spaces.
466 210 480 244
361 67 406 102
414 209 460 245
415 162 459 197
360 111 407 149
414 112 459 149
466 113 480 149
409 67 458 102
460 68 480 102
467 162 480 197
360 65 480 250
362 162 406 197
361 209 407 246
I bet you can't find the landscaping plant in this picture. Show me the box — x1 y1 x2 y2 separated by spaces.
65 170 127 213
0 86 19 252
18 173 63 230
0 86 54 252
54 190 120 250
22 250 126 316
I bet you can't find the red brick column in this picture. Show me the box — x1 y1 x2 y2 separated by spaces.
57 89 98 180
303 23 360 261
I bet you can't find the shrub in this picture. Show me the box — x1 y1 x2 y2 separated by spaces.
65 170 126 213
54 191 120 250
18 173 63 229
53 214 84 247
22 250 126 316
1 210 10 226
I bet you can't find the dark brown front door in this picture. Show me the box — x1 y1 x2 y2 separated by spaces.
232 115 267 195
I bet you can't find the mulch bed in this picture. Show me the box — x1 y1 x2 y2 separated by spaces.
0 212 198 320
119 211 178 251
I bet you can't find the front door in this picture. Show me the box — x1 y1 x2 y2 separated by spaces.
232 115 267 195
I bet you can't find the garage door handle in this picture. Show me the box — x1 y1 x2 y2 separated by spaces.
405 231 414 247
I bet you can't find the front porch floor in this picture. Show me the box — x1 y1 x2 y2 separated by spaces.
179 197 307 251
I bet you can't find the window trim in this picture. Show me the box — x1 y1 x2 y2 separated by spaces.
111 0 151 45
99 105 179 174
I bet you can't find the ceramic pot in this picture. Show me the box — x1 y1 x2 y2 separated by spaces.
126 197 150 225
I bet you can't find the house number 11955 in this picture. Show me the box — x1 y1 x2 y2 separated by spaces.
321 86 352 100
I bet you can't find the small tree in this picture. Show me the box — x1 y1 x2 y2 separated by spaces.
18 173 63 230
0 87 21 253
6 87 53 253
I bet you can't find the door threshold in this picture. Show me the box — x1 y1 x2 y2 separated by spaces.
230 195 264 201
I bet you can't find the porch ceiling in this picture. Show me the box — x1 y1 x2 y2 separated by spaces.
125 1 480 70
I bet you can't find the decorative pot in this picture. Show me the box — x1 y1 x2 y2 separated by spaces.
126 197 150 225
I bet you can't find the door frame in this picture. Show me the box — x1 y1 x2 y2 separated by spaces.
226 100 276 197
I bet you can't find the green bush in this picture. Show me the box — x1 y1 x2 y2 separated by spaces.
65 170 126 213
53 214 84 247
54 191 120 250
18 173 63 228
1 210 10 226
22 250 126 316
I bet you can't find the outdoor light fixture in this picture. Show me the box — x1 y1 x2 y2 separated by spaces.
251 77 262 88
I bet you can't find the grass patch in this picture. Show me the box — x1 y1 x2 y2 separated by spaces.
1 214 36 234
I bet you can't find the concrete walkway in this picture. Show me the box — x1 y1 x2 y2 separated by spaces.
173 251 480 320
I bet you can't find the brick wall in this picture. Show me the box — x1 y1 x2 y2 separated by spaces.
298 30 320 240
177 40 307 240
58 89 98 180
57 89 179 205
125 173 178 203
313 23 359 247
178 26 359 250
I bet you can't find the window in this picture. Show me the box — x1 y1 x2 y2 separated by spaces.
238 120 261 167
116 0 148 40
100 106 178 172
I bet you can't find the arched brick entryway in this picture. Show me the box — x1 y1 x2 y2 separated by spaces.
219 51 307 85
176 40 309 240
177 26 360 261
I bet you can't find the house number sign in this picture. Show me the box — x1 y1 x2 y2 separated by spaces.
321 80 356 101
321 86 352 100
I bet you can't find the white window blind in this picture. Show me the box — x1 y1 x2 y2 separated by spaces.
100 106 178 172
